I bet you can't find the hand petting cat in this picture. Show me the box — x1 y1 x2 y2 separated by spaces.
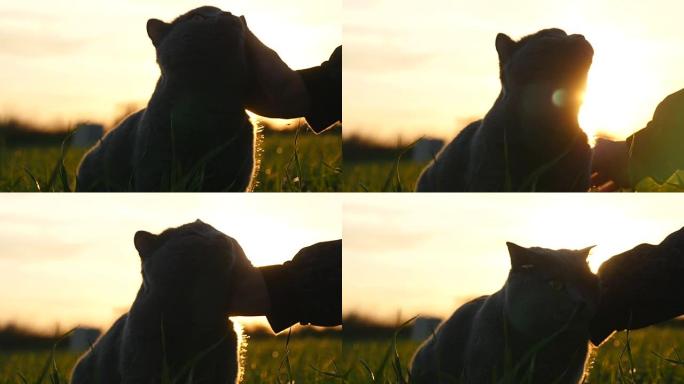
227 240 343 333
239 16 310 120
240 16 342 133
590 226 684 345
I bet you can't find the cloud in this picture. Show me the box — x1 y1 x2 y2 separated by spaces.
344 224 437 253
0 28 91 57
0 237 88 260
346 43 435 73
0 9 59 23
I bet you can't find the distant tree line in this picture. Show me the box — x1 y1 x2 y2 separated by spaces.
0 118 72 147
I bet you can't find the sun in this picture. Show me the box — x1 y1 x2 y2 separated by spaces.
577 28 664 144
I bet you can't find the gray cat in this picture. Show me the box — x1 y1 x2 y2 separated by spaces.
77 6 256 192
71 220 252 383
416 29 593 192
410 242 599 384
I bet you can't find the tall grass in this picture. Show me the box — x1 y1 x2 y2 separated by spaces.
0 335 343 384
343 138 426 192
339 325 684 383
0 129 341 192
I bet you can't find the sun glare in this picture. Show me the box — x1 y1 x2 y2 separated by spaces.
578 29 663 143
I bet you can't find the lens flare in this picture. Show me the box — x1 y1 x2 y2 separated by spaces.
552 89 568 108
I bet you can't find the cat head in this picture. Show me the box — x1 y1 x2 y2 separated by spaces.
503 242 599 338
134 219 251 312
495 28 593 132
146 6 247 88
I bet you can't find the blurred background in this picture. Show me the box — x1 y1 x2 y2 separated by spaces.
344 194 684 325
344 0 684 142
343 0 684 191
0 0 343 192
342 195 684 383
0 0 340 126
0 194 341 343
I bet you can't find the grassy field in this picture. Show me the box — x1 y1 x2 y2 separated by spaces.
344 158 684 192
343 161 427 192
0 336 343 383
0 129 342 192
3 329 683 383
340 327 684 383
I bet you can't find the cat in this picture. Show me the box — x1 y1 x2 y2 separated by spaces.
70 220 253 383
416 29 593 192
410 242 599 384
77 6 257 192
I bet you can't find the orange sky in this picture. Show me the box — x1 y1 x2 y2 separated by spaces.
344 0 684 143
0 0 340 128
344 194 684 323
0 194 341 332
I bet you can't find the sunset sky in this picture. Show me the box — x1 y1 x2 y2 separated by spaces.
0 0 340 128
0 194 341 332
344 194 684 323
344 0 684 143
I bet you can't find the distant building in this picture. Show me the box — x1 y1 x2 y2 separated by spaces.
72 123 104 148
69 327 101 351
411 316 442 341
412 138 444 162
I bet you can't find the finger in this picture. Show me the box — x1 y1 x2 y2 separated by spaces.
237 15 247 34
591 171 608 187
590 171 599 183
597 180 617 192
240 16 263 45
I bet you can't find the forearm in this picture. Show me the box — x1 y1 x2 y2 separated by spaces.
258 240 342 333
590 226 684 345
625 89 684 184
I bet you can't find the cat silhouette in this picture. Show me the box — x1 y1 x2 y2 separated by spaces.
410 242 598 383
71 220 252 383
77 6 256 192
416 29 593 192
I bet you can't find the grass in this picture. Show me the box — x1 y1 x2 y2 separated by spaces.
0 336 343 383
8 327 682 383
342 133 684 192
340 326 684 383
255 129 342 192
343 136 426 192
633 170 684 192
0 129 342 192
343 160 426 192
344 156 684 193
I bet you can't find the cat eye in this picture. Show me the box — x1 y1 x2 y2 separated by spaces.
548 279 564 291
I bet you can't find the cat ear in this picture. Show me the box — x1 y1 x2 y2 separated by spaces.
134 230 159 259
495 33 516 64
147 19 170 47
576 245 595 260
506 242 532 268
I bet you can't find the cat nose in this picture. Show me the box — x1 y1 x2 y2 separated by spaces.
569 35 593 58
218 12 241 26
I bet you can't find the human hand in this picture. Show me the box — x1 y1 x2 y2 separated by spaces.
590 227 684 345
226 259 270 317
591 138 630 189
288 240 342 327
590 172 618 192
240 16 310 118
